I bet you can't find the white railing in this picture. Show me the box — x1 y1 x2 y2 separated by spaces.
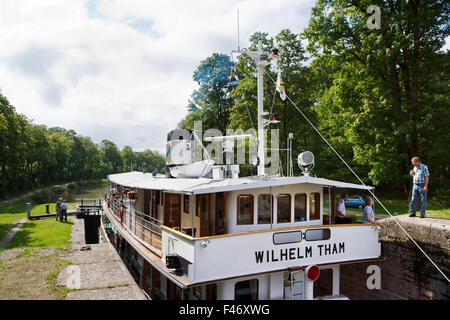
106 191 162 255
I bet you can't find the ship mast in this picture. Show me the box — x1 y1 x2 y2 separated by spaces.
233 33 278 176
256 36 265 176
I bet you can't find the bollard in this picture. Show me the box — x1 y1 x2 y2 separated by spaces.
46 204 50 214
27 203 31 220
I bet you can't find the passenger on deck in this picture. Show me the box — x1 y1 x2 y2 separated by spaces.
335 193 351 224
363 197 379 225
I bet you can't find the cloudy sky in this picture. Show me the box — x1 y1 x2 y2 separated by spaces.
2 1 447 154
0 0 316 153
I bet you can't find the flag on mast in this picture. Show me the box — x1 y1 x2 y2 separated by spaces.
230 62 239 90
276 70 286 101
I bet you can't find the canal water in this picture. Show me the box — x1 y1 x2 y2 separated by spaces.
64 181 106 244
65 182 106 202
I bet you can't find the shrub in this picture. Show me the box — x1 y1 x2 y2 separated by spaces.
30 189 52 204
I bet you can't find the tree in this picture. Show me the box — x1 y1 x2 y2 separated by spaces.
121 146 136 171
100 139 123 175
0 91 165 197
303 0 450 194
180 53 235 133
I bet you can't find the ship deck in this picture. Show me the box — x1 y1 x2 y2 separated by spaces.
103 201 193 288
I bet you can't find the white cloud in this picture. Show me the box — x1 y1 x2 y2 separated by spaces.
0 0 316 153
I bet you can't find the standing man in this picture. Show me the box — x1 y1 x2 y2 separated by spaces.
60 199 68 223
409 156 430 218
56 198 62 221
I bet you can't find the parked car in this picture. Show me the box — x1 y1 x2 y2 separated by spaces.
345 195 365 209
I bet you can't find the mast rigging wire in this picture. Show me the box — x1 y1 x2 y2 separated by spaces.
264 70 450 284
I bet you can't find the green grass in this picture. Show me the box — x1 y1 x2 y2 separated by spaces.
324 197 450 219
7 218 73 249
45 256 74 300
0 248 74 299
0 201 76 240
347 199 450 219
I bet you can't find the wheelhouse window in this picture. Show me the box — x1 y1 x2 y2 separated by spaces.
237 195 254 225
183 195 189 214
235 279 258 300
309 193 320 220
258 194 273 224
294 193 307 222
277 194 291 223
196 194 209 218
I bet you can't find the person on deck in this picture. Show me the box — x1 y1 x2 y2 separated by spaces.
56 198 62 221
60 200 68 223
335 193 351 224
409 156 430 218
363 196 379 225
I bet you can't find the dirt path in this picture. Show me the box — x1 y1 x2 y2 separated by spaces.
0 218 27 249
0 183 71 207
0 191 40 207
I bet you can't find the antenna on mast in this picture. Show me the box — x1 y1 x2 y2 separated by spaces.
231 33 279 176
237 9 240 51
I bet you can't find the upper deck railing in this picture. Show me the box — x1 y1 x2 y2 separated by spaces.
105 191 163 255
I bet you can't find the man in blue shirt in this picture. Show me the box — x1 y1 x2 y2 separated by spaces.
409 156 430 218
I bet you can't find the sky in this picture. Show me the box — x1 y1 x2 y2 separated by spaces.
1 1 448 154
0 0 316 153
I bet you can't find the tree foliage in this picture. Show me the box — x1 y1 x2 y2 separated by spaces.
179 2 449 200
0 92 165 198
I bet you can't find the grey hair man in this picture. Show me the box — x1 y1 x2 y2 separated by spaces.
409 156 430 218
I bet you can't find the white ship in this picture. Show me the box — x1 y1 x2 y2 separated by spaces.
100 36 382 300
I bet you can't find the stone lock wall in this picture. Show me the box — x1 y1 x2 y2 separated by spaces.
339 216 450 300
314 216 450 300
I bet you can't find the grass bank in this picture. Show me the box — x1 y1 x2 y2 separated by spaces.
0 247 72 300
0 202 76 241
7 219 74 249
324 198 450 219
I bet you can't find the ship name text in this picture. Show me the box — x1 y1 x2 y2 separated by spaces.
254 242 345 263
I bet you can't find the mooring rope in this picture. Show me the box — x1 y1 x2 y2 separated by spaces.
264 70 450 284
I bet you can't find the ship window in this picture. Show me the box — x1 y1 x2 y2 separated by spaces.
294 193 307 222
258 194 273 224
277 194 291 223
309 193 320 220
154 190 160 206
235 279 258 300
183 195 189 214
305 228 331 241
273 230 302 245
237 195 254 225
196 194 209 218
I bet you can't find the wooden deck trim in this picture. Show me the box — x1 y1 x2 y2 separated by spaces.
162 222 378 242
